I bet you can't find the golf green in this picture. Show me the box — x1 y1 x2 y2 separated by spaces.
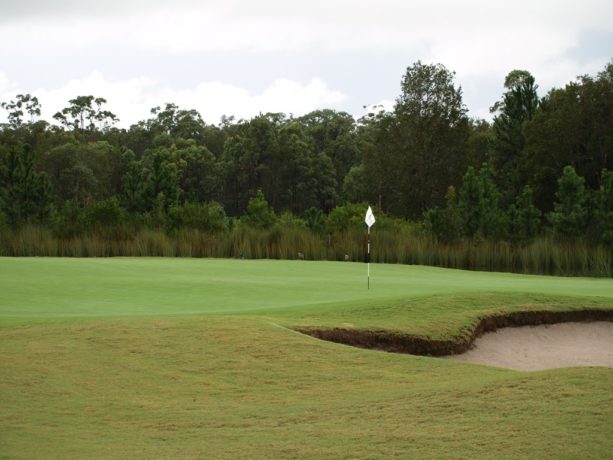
1 257 612 319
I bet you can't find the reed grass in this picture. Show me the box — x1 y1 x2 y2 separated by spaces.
0 224 610 276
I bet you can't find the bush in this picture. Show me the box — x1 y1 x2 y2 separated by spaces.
277 212 307 229
326 202 369 233
304 207 325 233
168 201 228 233
52 200 85 238
84 196 124 230
241 190 277 229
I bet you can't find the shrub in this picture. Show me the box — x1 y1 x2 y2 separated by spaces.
304 207 325 233
52 200 85 238
84 196 124 230
326 202 369 233
241 190 277 229
168 201 228 233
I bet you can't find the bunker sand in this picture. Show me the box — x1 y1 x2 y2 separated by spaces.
446 321 613 371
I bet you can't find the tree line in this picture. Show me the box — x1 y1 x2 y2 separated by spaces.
0 60 612 269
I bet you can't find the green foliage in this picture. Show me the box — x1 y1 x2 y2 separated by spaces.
458 164 505 240
522 61 613 210
53 95 118 132
304 207 325 233
51 200 85 238
83 196 125 230
548 166 588 239
142 147 179 211
120 150 147 212
40 141 124 205
242 190 277 229
592 169 613 247
424 185 461 243
489 70 539 204
466 118 492 168
342 164 366 203
176 140 218 203
0 94 41 127
0 143 53 225
298 109 360 195
507 185 542 244
325 202 369 233
149 103 206 140
363 61 469 218
168 201 228 233
221 115 280 215
219 117 340 216
277 211 307 229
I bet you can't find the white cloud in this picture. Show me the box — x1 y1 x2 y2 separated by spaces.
0 72 17 94
0 72 347 126
3 0 611 55
1 0 611 124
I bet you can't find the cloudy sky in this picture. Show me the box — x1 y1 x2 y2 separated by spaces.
1 0 611 127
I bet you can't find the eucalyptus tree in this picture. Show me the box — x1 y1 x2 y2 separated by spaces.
53 96 118 132
1 94 42 127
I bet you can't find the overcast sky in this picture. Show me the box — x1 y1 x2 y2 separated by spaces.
1 0 611 127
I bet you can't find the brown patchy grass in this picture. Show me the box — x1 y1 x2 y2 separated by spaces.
1 315 612 459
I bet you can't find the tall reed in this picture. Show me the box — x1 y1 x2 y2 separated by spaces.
1 225 610 277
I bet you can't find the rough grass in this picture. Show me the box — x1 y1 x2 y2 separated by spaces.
1 257 612 458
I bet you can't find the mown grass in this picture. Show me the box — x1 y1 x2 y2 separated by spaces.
1 258 612 458
2 258 612 320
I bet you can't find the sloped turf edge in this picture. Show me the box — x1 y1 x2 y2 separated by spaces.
294 309 613 356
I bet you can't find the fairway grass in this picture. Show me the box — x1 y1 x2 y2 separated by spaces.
1 257 612 458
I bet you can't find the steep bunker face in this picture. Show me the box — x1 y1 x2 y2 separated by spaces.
444 321 613 371
296 310 613 371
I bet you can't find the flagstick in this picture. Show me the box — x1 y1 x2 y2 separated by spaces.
364 206 375 290
367 226 370 290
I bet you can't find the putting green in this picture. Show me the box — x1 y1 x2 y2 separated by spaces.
1 257 612 319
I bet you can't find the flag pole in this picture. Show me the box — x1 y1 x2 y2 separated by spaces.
364 206 375 290
367 225 370 290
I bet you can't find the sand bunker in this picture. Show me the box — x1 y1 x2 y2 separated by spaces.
445 321 613 371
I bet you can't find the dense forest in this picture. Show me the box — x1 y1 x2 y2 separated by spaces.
1 61 612 276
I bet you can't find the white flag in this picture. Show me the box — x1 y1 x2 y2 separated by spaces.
365 206 376 228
